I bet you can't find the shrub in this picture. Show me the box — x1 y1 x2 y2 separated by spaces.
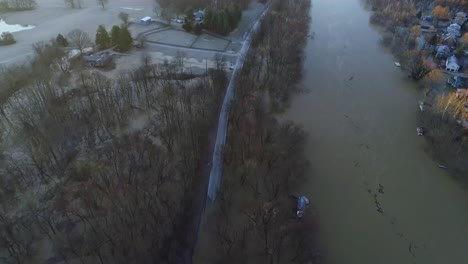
182 21 192 32
0 32 16 45
55 34 69 47
193 23 203 35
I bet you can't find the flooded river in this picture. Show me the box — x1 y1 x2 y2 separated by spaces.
283 0 468 263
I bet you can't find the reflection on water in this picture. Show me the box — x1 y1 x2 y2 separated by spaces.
284 0 468 263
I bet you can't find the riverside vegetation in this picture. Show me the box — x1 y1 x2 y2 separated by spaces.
195 0 322 263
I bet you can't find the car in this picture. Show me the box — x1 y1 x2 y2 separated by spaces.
176 19 183 23
133 41 142 48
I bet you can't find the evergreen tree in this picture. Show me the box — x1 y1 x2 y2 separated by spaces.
95 25 111 50
55 34 69 47
110 25 121 47
118 26 133 51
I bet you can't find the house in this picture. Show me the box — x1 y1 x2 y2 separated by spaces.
420 22 435 33
446 55 460 72
194 10 204 22
83 52 112 67
453 12 468 26
436 45 452 58
447 76 467 88
423 15 434 23
447 23 462 37
140 16 152 25
448 23 461 31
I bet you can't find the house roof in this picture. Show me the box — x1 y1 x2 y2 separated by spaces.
444 34 458 42
437 45 450 53
447 55 459 65
448 23 461 31
83 53 111 63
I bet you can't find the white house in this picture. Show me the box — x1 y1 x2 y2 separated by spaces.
446 55 460 72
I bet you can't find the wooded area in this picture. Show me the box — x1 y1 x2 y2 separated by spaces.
0 39 227 262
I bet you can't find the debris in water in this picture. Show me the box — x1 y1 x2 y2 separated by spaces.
378 184 384 194
418 100 425 111
417 127 424 136
437 164 448 169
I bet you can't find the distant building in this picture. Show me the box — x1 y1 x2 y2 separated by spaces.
436 45 451 58
423 15 433 23
140 16 152 25
446 55 460 72
453 12 468 26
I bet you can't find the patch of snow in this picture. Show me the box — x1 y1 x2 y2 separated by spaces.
0 19 34 34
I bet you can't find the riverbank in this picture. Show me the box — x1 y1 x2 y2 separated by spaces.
193 0 320 262
365 0 468 182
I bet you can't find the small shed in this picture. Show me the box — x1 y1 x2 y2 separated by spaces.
140 16 152 25
446 55 460 72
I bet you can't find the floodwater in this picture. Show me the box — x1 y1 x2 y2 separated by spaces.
0 19 34 34
283 0 468 263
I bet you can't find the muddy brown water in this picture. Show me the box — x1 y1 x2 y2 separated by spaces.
283 0 468 263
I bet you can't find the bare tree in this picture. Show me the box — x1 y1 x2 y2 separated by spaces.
118 11 130 26
67 29 91 53
64 0 82 9
96 0 107 9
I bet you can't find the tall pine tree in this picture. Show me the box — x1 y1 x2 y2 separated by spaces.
95 25 111 50
110 25 121 48
118 26 133 52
